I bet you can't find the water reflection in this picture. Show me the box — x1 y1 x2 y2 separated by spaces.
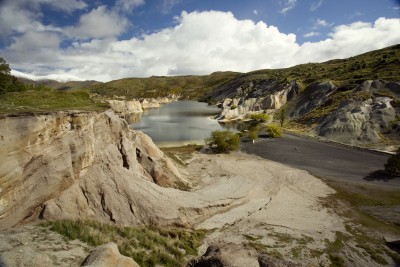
127 101 228 145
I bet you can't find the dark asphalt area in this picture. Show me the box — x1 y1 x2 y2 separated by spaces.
241 133 400 189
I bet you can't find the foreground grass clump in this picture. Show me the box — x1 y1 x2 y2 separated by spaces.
0 90 108 113
41 220 207 267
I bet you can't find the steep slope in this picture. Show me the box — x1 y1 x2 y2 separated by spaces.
0 111 184 229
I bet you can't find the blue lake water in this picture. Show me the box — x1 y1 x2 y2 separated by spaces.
127 101 228 146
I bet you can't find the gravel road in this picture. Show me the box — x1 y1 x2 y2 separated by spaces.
242 133 400 189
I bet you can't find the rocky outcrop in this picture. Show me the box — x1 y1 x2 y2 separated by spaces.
0 110 185 229
289 81 337 117
81 243 140 267
318 97 396 144
107 97 178 114
107 100 143 114
216 82 299 121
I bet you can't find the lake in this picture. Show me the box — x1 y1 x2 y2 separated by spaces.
127 101 229 147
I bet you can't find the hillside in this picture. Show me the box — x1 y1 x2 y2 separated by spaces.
88 44 400 101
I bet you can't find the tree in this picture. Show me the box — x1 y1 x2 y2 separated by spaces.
385 148 400 176
0 57 10 75
205 130 240 153
279 105 286 127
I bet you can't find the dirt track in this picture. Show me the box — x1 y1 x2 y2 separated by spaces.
241 133 400 188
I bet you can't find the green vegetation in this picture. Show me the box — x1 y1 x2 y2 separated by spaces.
91 71 240 100
41 220 206 267
205 130 240 153
0 90 108 113
250 113 270 122
385 148 400 176
322 183 400 266
263 124 283 138
0 57 108 114
279 105 286 127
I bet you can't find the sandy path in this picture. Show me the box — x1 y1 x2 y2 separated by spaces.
179 151 345 266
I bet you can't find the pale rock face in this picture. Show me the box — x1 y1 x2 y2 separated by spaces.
216 82 298 121
81 243 140 267
0 111 183 229
318 97 396 144
107 100 143 114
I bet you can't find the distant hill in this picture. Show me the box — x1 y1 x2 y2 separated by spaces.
17 77 102 91
89 44 400 100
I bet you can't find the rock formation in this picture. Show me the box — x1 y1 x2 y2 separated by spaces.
107 100 143 114
0 110 185 229
107 97 178 114
318 97 396 144
215 81 299 121
81 243 140 267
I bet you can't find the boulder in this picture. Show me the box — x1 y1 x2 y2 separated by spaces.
81 243 140 267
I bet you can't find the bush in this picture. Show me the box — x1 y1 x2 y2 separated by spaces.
250 113 270 122
206 130 240 153
264 124 283 138
230 104 237 110
385 148 400 175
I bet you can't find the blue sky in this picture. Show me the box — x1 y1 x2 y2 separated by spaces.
0 0 399 82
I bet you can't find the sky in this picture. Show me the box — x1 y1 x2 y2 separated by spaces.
0 0 399 82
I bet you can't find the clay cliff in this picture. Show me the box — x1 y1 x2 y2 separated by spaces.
0 110 185 229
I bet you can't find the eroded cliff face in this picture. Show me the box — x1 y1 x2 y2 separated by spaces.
215 81 299 121
0 111 184 229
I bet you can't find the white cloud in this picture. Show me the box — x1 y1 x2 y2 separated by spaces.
312 18 333 29
162 0 181 14
304 31 320 38
3 10 400 83
310 0 324 11
296 18 400 62
115 0 145 13
66 6 128 39
11 70 83 82
280 0 297 14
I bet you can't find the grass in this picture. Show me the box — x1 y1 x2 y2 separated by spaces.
0 90 108 114
322 183 400 266
41 220 207 267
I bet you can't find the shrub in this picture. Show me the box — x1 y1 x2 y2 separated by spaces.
230 104 237 109
385 148 400 175
264 124 283 138
250 113 270 122
206 130 240 153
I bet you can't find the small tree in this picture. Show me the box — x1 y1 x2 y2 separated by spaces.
206 130 240 153
0 57 10 75
279 105 287 127
385 148 400 176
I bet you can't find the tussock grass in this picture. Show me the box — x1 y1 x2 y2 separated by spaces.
0 90 108 114
41 220 206 267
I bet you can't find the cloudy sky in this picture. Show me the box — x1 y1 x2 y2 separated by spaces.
1 0 399 82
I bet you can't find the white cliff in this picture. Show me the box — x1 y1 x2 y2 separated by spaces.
0 110 185 229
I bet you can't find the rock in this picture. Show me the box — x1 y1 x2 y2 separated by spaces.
81 243 140 267
289 81 336 117
186 245 233 267
258 253 301 267
0 110 184 229
107 100 143 114
318 97 396 144
215 82 299 121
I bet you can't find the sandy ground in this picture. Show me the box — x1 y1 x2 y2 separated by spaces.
1 150 387 266
179 151 346 266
